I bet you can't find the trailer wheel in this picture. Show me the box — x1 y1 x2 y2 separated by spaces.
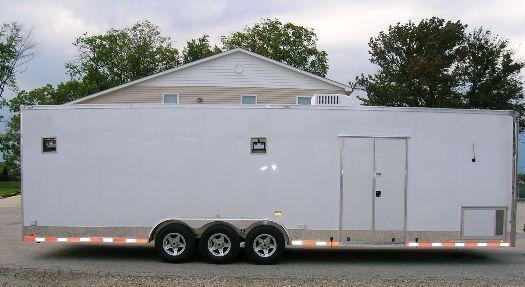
155 224 196 263
199 225 240 264
245 226 285 265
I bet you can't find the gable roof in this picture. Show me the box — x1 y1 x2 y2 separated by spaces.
67 48 352 105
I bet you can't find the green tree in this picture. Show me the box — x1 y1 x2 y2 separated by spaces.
0 114 20 177
456 28 524 114
221 18 328 77
182 35 221 64
0 165 8 181
0 22 37 100
66 20 180 93
354 17 524 126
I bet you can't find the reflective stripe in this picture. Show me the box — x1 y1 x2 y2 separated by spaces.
404 241 510 248
291 240 339 247
23 236 148 244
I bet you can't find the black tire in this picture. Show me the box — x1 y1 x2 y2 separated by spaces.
245 225 285 265
155 224 196 263
199 225 240 264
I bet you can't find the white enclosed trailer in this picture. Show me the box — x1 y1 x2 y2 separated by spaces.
21 104 518 264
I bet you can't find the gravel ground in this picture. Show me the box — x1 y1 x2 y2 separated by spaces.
2 268 525 287
2 196 525 286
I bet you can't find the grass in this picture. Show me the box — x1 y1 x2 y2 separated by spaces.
0 181 20 198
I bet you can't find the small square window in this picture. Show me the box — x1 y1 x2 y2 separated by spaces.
163 93 179 104
297 96 312 105
241 95 257 105
42 137 57 153
251 137 266 154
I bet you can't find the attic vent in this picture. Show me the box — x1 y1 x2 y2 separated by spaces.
312 94 357 106
316 94 339 105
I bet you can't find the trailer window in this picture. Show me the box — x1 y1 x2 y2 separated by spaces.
163 93 179 104
42 137 57 153
251 137 266 154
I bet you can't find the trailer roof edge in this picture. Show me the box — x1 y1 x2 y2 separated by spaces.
21 104 516 116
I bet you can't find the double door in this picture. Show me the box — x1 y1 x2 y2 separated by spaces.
340 137 407 240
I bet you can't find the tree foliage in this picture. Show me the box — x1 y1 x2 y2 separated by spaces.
221 18 328 77
0 22 37 100
182 35 221 64
354 17 525 127
66 20 180 92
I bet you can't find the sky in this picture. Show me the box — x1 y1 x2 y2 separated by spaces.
1 0 525 168
1 0 524 94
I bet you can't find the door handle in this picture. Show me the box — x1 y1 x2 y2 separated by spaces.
376 190 381 197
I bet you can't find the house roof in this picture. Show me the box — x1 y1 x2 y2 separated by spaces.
67 48 352 105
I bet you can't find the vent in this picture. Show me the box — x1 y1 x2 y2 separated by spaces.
315 94 340 105
311 94 358 106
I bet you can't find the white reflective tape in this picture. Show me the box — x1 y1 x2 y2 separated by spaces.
102 237 113 243
431 243 442 247
477 243 488 247
79 237 90 242
407 242 418 247
35 237 45 242
315 241 327 246
291 240 302 246
57 238 68 242
125 238 137 243
454 242 465 247
500 242 510 247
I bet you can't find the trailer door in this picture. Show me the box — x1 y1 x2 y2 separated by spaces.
373 138 407 231
341 137 407 243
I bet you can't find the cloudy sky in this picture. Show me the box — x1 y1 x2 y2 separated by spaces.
1 0 524 95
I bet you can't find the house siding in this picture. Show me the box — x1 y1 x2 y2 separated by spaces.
78 86 344 105
137 51 340 90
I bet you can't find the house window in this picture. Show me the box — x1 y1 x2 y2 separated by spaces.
42 137 57 153
163 93 179 104
297 96 312 105
241 95 257 105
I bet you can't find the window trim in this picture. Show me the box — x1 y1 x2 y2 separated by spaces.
163 93 180 104
241 94 257 105
296 96 312 105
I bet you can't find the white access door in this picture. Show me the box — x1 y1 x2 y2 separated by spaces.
373 138 407 230
341 137 407 234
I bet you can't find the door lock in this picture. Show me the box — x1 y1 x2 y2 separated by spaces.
376 190 381 197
